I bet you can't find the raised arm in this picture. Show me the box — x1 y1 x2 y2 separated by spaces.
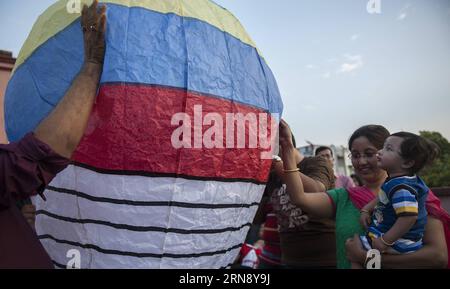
0 2 107 208
34 1 106 158
274 154 327 193
278 120 334 219
299 172 326 192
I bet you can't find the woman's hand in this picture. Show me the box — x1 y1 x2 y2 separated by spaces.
279 119 294 150
82 0 107 65
278 119 298 172
345 234 367 265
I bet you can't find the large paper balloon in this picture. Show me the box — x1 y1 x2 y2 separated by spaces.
5 0 283 268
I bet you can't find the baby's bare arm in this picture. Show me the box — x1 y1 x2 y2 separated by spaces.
382 215 418 244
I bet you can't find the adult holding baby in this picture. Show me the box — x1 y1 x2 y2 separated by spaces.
278 120 449 268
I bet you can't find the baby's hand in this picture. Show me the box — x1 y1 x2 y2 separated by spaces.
359 210 372 230
372 237 388 253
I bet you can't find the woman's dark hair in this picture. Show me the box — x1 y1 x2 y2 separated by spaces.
391 132 440 174
348 125 390 151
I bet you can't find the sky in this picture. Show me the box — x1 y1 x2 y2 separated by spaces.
1 0 449 147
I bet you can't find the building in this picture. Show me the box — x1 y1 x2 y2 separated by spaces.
0 50 16 144
299 144 354 176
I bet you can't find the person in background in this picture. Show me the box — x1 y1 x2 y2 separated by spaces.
253 164 283 269
269 134 337 268
315 146 355 190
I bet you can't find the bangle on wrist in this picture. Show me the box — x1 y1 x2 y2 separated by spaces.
283 168 300 173
380 235 395 247
360 209 370 214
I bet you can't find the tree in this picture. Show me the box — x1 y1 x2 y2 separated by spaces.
419 131 450 187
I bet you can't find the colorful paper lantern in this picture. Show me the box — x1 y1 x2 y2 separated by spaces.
5 0 283 268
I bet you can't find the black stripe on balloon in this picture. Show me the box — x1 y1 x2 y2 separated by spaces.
52 260 67 269
71 161 267 185
39 234 242 259
45 185 260 209
52 259 234 269
37 210 252 234
219 262 235 269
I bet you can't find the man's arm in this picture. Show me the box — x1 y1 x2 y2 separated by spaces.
35 1 106 158
0 1 107 208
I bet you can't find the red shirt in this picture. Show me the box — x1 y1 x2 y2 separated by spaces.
237 243 262 268
259 202 282 265
0 133 69 268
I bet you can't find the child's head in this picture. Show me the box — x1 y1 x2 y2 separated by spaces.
377 132 440 176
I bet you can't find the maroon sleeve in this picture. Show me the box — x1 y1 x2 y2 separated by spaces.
0 133 70 209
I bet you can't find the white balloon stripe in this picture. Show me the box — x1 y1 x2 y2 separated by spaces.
49 165 266 205
35 162 263 268
36 188 258 230
40 237 241 269
36 213 249 259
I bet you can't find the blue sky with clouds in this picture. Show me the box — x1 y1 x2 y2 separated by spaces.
1 0 449 147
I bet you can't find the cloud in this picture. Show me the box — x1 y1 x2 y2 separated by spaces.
398 13 407 20
338 54 363 73
322 72 331 79
351 34 359 41
398 4 411 21
305 64 317 69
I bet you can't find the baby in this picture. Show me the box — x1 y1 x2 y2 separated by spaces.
355 132 439 268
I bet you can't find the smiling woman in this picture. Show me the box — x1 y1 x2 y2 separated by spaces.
278 123 449 268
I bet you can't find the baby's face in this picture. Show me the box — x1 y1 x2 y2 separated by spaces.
377 136 405 173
